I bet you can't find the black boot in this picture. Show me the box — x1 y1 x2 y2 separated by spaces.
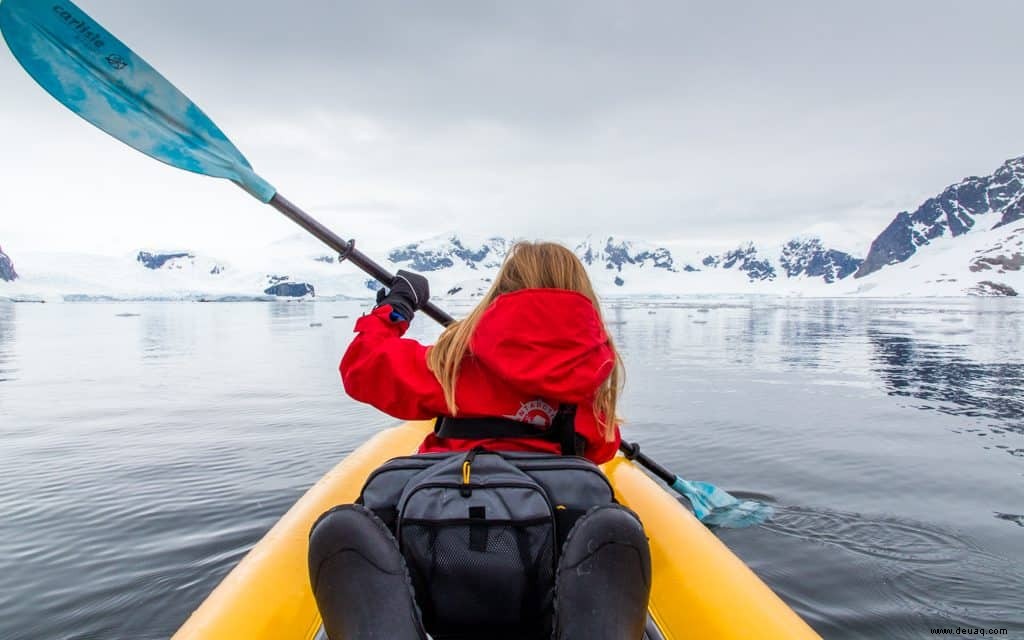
553 505 652 640
308 504 427 640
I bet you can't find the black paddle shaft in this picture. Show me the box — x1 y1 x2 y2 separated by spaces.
269 193 455 327
619 440 677 485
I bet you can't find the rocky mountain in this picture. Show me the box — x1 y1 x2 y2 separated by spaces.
779 238 863 283
857 156 1024 278
389 236 510 272
0 245 17 282
137 250 226 275
701 244 777 282
575 237 680 273
695 238 862 284
264 281 315 297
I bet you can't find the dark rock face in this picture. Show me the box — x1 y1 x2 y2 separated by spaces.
970 253 1023 273
780 238 863 283
137 251 193 269
614 276 625 286
575 238 676 272
0 245 17 282
857 156 1024 278
968 281 1018 296
264 282 315 297
392 249 454 271
1000 196 1024 228
704 244 777 282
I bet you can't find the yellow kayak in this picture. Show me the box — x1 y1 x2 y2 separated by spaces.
173 421 820 639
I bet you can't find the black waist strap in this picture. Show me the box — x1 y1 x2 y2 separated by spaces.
434 405 584 456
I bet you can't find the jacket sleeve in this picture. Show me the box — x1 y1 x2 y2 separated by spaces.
339 306 448 420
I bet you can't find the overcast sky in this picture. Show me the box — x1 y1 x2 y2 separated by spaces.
2 0 1022 259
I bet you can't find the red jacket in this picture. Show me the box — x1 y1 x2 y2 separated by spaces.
340 288 621 464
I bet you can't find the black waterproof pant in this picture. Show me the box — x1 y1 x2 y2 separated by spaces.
309 503 651 640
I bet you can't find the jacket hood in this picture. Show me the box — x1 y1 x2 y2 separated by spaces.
469 289 614 402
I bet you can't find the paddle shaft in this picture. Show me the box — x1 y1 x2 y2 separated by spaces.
269 193 455 326
619 441 676 485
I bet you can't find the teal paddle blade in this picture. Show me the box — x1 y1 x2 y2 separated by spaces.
671 477 773 528
0 0 275 202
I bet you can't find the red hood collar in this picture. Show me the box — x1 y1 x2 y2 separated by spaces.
469 289 614 402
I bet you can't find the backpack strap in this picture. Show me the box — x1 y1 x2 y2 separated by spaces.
434 404 585 456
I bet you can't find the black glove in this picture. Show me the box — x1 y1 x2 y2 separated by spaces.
375 269 430 322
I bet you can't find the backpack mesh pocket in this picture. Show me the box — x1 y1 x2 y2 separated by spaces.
402 517 555 628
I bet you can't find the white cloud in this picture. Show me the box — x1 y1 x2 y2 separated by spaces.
2 0 1023 259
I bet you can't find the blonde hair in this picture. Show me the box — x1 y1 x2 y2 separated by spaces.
426 241 624 441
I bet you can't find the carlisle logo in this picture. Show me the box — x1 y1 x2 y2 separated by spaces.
505 399 557 427
52 5 105 49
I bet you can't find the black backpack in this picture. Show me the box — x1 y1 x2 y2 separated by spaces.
357 447 615 635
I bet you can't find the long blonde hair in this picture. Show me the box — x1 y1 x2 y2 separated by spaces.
426 241 624 441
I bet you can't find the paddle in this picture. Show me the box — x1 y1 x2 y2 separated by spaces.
0 0 769 528
620 441 772 527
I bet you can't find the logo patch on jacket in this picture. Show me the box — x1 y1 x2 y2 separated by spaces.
505 399 557 427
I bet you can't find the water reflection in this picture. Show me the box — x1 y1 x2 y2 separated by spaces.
269 300 315 321
141 307 197 361
868 330 1024 446
0 303 14 383
776 300 853 369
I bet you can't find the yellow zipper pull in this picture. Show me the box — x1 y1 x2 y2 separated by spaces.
460 448 481 497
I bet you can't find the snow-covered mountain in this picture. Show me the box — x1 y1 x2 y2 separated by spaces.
701 244 777 282
575 237 680 273
844 219 1024 297
857 156 1023 278
2 155 1022 300
388 236 511 272
0 233 863 301
388 235 691 296
779 238 863 283
844 155 1024 296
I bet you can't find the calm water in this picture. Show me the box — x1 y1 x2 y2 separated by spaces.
0 298 1021 639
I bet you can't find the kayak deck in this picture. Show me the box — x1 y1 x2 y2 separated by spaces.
173 421 820 640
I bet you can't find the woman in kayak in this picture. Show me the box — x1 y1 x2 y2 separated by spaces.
342 240 623 464
309 241 651 639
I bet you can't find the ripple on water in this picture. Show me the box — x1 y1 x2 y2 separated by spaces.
754 505 1024 633
764 506 971 564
